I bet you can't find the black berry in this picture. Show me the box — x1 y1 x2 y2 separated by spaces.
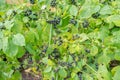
70 0 76 5
85 49 90 53
24 9 32 16
30 0 35 4
46 17 61 28
69 18 77 25
92 12 100 19
82 20 89 28
50 0 57 7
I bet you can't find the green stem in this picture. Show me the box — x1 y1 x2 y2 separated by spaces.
85 63 103 80
49 25 52 47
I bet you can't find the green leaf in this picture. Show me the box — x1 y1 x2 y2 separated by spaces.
111 30 120 44
90 45 98 56
25 44 36 54
107 15 120 26
59 68 67 78
79 0 100 18
100 5 112 15
98 64 112 80
113 69 120 80
23 17 29 23
69 5 78 16
99 25 109 40
111 66 120 75
6 39 18 57
114 50 120 61
4 20 14 30
44 66 52 73
0 39 2 50
0 31 3 38
12 33 25 46
98 54 111 65
2 37 8 53
16 47 25 58
79 33 89 42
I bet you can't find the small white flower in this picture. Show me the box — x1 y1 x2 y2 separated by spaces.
41 5 46 10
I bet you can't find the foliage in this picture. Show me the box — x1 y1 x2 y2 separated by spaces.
0 0 120 80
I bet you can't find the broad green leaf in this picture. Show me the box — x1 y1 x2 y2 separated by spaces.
111 66 120 75
113 69 120 80
98 64 112 80
0 39 2 50
83 73 93 80
16 47 25 58
12 33 25 46
5 39 18 57
9 71 22 80
114 50 120 61
2 37 8 53
71 72 76 78
111 30 120 44
99 25 109 40
68 55 73 63
4 20 14 30
25 44 36 54
23 17 29 23
90 45 98 56
44 66 52 73
79 33 89 42
98 54 111 65
0 31 3 38
12 20 23 33
59 68 67 78
107 15 120 26
69 5 78 16
79 0 100 18
0 22 4 29
25 31 35 43
100 5 112 15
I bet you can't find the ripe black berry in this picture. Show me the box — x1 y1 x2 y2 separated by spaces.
46 17 61 28
69 18 77 25
52 48 60 59
24 9 32 16
70 0 76 5
51 77 55 80
77 72 82 80
92 12 100 19
30 0 35 4
50 0 57 7
3 57 7 61
29 13 38 21
82 20 89 28
85 49 90 53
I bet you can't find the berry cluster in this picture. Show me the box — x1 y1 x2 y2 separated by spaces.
29 13 38 21
70 0 76 5
82 20 89 28
46 17 61 28
77 72 82 80
30 0 35 4
48 48 60 60
24 9 32 16
85 49 90 53
92 12 100 19
69 18 77 25
50 0 57 7
24 9 38 21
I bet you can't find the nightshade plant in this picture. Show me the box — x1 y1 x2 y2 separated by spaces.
0 0 120 80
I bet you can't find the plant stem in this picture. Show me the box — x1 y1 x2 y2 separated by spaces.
49 25 52 47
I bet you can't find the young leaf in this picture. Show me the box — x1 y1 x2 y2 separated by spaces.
59 68 67 78
12 33 25 46
69 5 78 16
